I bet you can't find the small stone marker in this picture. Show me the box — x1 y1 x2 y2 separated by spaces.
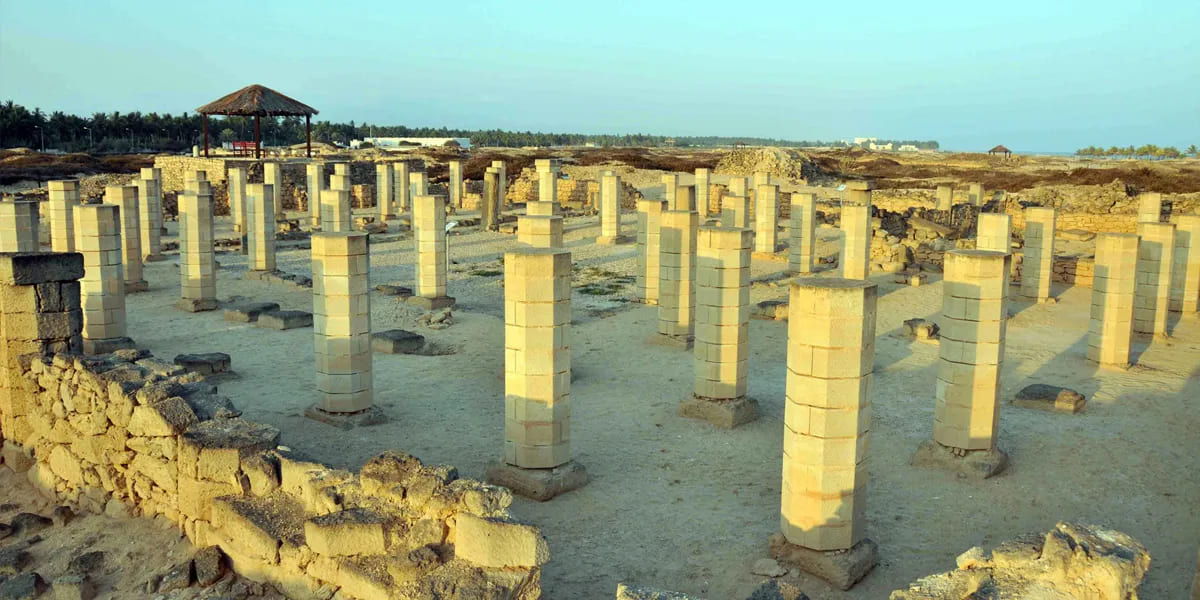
222 302 280 323
1012 384 1085 414
173 353 231 376
371 329 426 354
254 310 313 330
375 284 413 297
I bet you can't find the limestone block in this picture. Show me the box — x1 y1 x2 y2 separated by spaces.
453 514 549 568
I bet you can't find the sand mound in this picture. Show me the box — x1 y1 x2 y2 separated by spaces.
715 147 816 181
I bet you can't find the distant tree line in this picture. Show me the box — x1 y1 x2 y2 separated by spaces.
1 100 940 152
1075 144 1198 159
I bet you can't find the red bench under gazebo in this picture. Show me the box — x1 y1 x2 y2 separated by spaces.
195 84 319 159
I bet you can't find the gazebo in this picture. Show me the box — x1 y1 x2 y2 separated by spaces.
195 84 318 159
988 144 1012 159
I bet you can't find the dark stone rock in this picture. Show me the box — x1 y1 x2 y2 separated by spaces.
484 460 589 502
371 329 426 354
0 548 30 576
303 405 388 429
0 524 9 541
10 514 50 537
1013 384 1086 414
67 551 105 575
746 579 810 600
222 302 279 323
50 506 74 527
193 546 226 587
51 574 94 600
375 284 413 297
157 560 193 592
173 353 231 376
0 572 46 600
254 310 313 330
81 337 135 355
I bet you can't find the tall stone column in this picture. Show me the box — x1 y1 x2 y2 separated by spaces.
845 181 873 208
518 215 563 248
228 166 247 234
394 161 411 212
1021 207 1055 302
637 199 666 304
598 173 625 244
968 183 985 206
1137 192 1161 224
662 173 678 209
976 213 1011 253
722 194 750 229
75 204 133 354
535 159 558 209
681 226 757 428
675 185 696 212
48 180 79 253
1088 233 1137 368
0 201 38 252
914 249 1010 479
449 159 463 209
177 182 217 312
306 161 325 227
935 184 953 211
789 192 816 274
840 204 871 280
376 162 396 220
483 168 500 230
1134 222 1174 337
137 168 164 261
655 209 699 348
1170 215 1200 314
410 195 455 310
485 246 588 500
695 168 711 216
246 183 276 276
527 200 557 216
770 277 878 590
491 160 506 212
755 184 779 254
104 185 146 292
308 232 379 425
263 161 283 215
411 170 429 198
323 175 352 233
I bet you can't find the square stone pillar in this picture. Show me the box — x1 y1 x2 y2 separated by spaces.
656 209 699 348
185 169 207 191
662 174 678 208
598 173 625 244
527 201 558 216
0 201 39 252
840 205 871 280
263 161 283 215
103 185 146 293
789 192 816 274
722 194 750 229
1089 233 1138 368
976 213 1011 253
227 166 247 234
636 199 666 304
333 162 350 176
310 232 374 418
1021 207 1055 301
968 183 985 206
449 160 464 209
1134 222 1174 337
411 194 455 310
376 163 396 220
48 180 79 253
770 277 878 589
695 169 711 215
681 226 757 428
322 178 352 233
935 184 953 211
491 160 506 210
393 161 411 212
306 161 326 227
74 204 133 354
675 185 696 212
177 182 217 312
410 170 429 198
755 184 779 254
137 168 164 261
518 215 563 248
1170 215 1200 313
246 183 276 275
845 181 873 208
483 168 500 230
535 159 559 207
916 249 1010 478
1137 192 1161 224
728 176 748 199
486 246 588 500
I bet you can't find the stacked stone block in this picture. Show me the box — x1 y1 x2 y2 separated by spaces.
695 169 710 216
178 182 217 312
483 168 500 230
1021 207 1055 301
411 171 429 198
449 160 463 209
840 204 871 280
517 215 563 248
662 174 678 209
637 199 666 304
228 166 247 234
657 210 699 345
722 195 750 229
246 183 276 274
1170 215 1200 313
1088 233 1138 367
394 161 411 212
729 176 749 200
535 159 559 207
675 185 696 212
755 184 779 253
306 161 325 226
48 181 79 253
413 195 454 309
976 213 1012 253
598 173 623 244
969 183 985 206
1134 222 1174 336
137 168 164 261
845 181 873 208
936 184 953 211
263 162 283 215
75 204 130 354
789 192 816 274
491 160 506 207
103 185 146 292
1137 192 1161 223
313 232 372 414
376 163 396 220
322 176 352 233
0 200 39 252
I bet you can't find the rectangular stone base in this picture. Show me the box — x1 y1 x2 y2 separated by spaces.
82 337 135 355
144 254 167 263
768 532 877 591
485 460 589 502
406 296 456 310
1011 384 1085 414
175 298 218 312
304 404 388 430
125 280 149 293
646 333 693 350
254 310 313 330
679 395 759 429
911 439 1008 479
596 235 632 245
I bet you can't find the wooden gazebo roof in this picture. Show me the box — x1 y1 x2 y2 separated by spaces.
988 144 1012 154
194 85 318 158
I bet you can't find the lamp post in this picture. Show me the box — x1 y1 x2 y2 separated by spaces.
83 126 93 148
33 125 44 152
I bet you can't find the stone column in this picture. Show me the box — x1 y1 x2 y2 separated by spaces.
518 215 563 248
394 161 411 212
449 160 463 209
103 185 146 293
755 184 779 254
770 277 878 590
1134 222 1174 337
137 168 164 261
0 201 38 252
227 166 247 234
655 209 699 348
486 246 588 500
323 175 352 233
840 205 871 280
177 182 217 312
1088 233 1138 368
535 159 558 208
681 226 757 428
410 170 429 198
333 163 350 177
675 185 696 213
263 161 283 215
411 194 455 310
491 160 507 211
845 181 873 208
246 183 276 276
915 249 1010 479
728 176 748 199
722 195 750 229
47 180 79 253
74 204 133 354
637 199 666 304
376 163 396 220
309 232 376 421
1021 207 1055 302
483 168 500 230
1170 215 1200 314
968 183 985 206
935 184 953 211
789 192 816 274
527 201 557 216
695 168 711 216
306 161 325 227
662 174 678 209
976 213 1011 253
598 173 624 244
1137 192 1161 224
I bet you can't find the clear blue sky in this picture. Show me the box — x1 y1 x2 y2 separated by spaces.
1 0 1197 152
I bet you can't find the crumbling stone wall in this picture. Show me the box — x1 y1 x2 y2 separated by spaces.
507 168 642 209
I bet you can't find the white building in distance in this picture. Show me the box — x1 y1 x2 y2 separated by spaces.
353 137 471 149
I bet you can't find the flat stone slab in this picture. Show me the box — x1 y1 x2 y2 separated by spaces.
911 439 1008 479
82 337 135 356
175 298 218 313
406 296 456 310
1012 384 1085 414
124 280 149 293
645 333 693 351
753 300 789 321
304 404 388 430
174 353 231 376
375 284 414 298
223 302 280 322
679 395 759 429
768 533 878 591
254 310 313 330
371 329 426 354
484 460 589 502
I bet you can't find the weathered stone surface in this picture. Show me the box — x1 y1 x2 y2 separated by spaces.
128 397 197 437
751 558 788 578
902 318 939 341
370 329 426 354
305 508 388 557
615 583 703 599
0 547 31 576
769 533 877 591
157 560 193 592
484 460 589 502
752 300 789 321
173 353 231 376
222 302 280 323
51 574 95 600
10 513 51 537
745 579 810 600
175 298 219 313
1012 384 1086 414
253 310 312 330
911 439 1008 479
303 404 388 430
1 442 35 473
1058 228 1096 241
81 337 136 355
679 395 759 429
50 506 74 527
406 295 456 310
374 284 413 297
192 546 226 587
454 513 550 569
0 572 46 599
67 551 104 575
0 252 84 285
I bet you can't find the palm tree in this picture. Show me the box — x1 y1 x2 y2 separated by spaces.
1188 144 1198 157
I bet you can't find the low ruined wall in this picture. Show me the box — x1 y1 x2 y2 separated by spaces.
0 351 546 600
507 168 642 209
155 156 230 192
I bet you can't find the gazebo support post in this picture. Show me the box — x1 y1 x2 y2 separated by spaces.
254 115 261 159
202 114 209 157
306 115 312 158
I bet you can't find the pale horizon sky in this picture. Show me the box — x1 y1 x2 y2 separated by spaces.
1 0 1197 152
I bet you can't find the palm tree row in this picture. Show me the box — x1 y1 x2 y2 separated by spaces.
1075 144 1197 159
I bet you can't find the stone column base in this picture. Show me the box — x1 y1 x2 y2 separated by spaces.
175 298 218 313
485 460 589 502
768 532 878 591
679 395 759 429
596 235 632 245
82 337 135 355
406 296 456 311
304 404 387 430
911 439 1008 479
645 333 693 350
125 280 149 293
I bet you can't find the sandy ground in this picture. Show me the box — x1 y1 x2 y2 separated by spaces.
44 201 1200 599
